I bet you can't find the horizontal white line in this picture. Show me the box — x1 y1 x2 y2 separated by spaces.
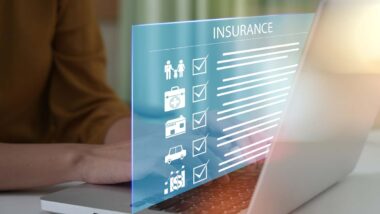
219 144 271 166
218 118 280 141
217 99 286 121
225 136 274 157
223 42 300 56
223 64 298 82
218 48 299 64
223 87 291 107
150 33 307 53
218 151 269 173
217 56 288 71
218 71 296 91
218 94 288 115
223 112 282 132
217 124 278 147
217 78 288 97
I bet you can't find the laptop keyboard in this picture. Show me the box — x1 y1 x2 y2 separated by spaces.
151 160 264 214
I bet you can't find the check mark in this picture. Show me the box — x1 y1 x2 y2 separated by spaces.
192 135 208 157
192 109 208 130
192 55 209 76
192 82 208 103
193 161 209 184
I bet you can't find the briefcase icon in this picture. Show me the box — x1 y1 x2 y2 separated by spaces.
164 86 186 112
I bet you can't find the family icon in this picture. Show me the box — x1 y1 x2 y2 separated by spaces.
164 60 186 80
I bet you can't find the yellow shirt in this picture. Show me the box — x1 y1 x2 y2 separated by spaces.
0 0 129 144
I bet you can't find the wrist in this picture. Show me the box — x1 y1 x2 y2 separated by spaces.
65 144 96 182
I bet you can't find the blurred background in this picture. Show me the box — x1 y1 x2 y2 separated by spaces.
93 0 380 128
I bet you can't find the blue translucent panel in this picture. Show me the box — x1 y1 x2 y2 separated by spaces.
132 14 314 213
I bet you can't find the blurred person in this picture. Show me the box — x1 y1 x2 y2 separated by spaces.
0 0 132 191
0 0 263 192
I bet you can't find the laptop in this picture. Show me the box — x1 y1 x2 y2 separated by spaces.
41 0 380 213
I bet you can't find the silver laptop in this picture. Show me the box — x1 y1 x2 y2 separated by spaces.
41 0 380 213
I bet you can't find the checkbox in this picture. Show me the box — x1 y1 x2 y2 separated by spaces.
192 110 207 130
192 135 208 157
193 161 209 184
192 83 208 103
192 56 208 76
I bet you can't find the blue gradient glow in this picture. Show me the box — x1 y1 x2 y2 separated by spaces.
131 14 314 213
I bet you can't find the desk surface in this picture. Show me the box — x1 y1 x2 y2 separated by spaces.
1 131 380 214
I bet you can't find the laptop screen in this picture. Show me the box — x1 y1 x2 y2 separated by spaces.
131 1 319 213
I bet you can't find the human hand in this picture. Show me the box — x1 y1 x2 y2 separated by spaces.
78 143 131 185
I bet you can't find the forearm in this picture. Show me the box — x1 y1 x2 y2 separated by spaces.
0 117 131 191
0 143 88 191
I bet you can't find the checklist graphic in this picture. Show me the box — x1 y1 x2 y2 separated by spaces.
131 12 315 211
193 161 209 184
192 135 208 157
192 55 208 76
192 82 208 103
192 109 208 130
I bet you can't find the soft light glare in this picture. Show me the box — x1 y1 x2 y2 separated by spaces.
354 3 380 72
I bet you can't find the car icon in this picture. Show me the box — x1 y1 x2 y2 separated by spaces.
165 145 187 164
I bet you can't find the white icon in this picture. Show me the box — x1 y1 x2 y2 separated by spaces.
192 135 208 157
164 86 186 112
165 145 187 164
165 115 186 139
192 55 208 76
193 161 209 184
192 82 208 103
177 60 186 79
165 60 186 80
165 60 175 80
192 109 208 130
164 166 186 195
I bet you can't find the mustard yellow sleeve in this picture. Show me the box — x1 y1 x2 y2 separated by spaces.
49 0 129 144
